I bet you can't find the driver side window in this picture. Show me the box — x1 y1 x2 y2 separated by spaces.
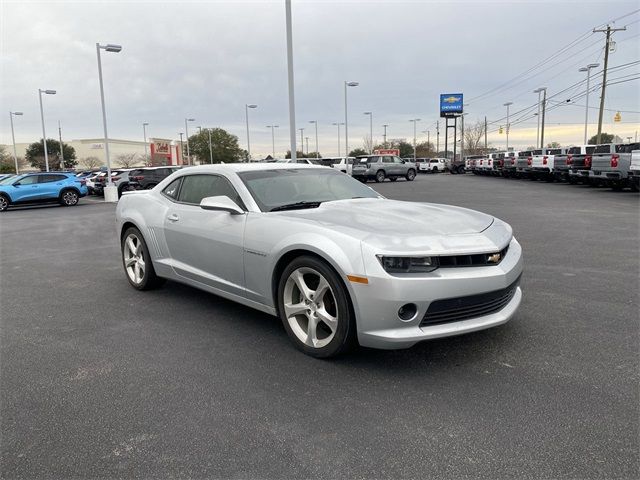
17 175 39 185
177 174 244 209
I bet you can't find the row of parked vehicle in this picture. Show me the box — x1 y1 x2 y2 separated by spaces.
464 143 640 191
80 166 181 197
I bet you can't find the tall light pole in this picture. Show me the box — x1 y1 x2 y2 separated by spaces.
142 122 149 159
285 0 297 161
503 102 513 151
58 121 65 171
298 127 304 155
305 136 309 155
409 118 420 161
382 124 389 147
533 88 546 148
309 120 319 158
245 104 257 161
540 89 547 148
344 81 359 157
207 128 213 164
9 111 23 174
178 133 184 163
363 112 373 153
332 122 344 156
266 125 279 158
38 88 56 172
579 64 599 144
184 117 195 165
96 42 122 201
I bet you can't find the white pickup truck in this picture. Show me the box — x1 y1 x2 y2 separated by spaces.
530 147 565 181
628 149 640 192
590 142 640 190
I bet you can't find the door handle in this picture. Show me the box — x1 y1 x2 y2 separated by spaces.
167 214 179 222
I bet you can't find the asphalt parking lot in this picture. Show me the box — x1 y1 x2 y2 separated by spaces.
1 174 638 479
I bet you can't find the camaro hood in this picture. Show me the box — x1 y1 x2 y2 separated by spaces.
275 198 510 254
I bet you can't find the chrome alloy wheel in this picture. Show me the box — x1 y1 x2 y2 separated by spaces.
123 233 146 285
283 267 339 349
0 196 8 211
62 190 79 205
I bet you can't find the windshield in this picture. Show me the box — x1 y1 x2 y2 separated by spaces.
238 168 379 212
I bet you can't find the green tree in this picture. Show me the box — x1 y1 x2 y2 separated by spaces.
349 148 368 157
546 141 561 148
588 132 614 145
415 141 435 157
373 140 414 157
187 128 244 164
25 139 77 171
285 150 322 159
0 145 14 173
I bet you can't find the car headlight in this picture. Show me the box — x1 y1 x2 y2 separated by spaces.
377 255 438 273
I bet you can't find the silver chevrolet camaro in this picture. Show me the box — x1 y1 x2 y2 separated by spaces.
115 164 523 357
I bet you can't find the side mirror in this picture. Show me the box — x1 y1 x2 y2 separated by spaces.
200 195 244 215
13 182 21 186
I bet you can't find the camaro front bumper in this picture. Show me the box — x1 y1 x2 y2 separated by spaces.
351 238 523 349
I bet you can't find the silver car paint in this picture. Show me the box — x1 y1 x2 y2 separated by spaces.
117 164 523 349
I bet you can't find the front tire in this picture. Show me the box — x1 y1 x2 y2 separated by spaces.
121 227 165 290
60 189 79 207
277 256 355 358
375 170 386 183
406 169 416 181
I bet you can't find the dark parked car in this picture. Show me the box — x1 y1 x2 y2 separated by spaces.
128 166 181 190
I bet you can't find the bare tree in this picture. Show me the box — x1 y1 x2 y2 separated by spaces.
81 156 101 170
362 135 373 154
464 120 487 155
116 153 138 168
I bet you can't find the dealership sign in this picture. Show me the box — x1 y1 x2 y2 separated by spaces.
440 93 463 117
153 141 170 154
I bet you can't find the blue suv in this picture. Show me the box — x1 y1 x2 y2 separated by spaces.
0 172 88 212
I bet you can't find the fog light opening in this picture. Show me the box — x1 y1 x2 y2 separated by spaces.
398 303 418 322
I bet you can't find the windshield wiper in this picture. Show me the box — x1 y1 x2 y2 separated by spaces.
270 201 322 212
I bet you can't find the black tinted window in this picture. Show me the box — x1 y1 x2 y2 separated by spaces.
163 178 182 199
568 147 581 154
177 174 242 206
38 174 66 183
594 144 613 154
549 149 562 155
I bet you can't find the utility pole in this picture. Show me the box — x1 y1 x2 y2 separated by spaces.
594 25 626 144
382 124 389 147
436 120 440 154
484 116 487 151
58 121 65 170
540 89 547 148
285 0 297 161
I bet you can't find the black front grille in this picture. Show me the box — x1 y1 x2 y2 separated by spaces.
437 245 509 268
420 275 521 327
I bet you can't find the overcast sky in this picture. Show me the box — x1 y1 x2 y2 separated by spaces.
1 0 639 157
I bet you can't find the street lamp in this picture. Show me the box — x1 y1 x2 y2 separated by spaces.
207 128 213 164
363 112 373 153
409 118 421 161
309 120 319 158
298 128 304 155
344 81 359 157
266 125 279 158
9 111 23 174
579 64 599 144
178 133 184 163
533 87 547 148
245 104 257 161
382 124 389 147
332 122 344 156
184 118 195 165
38 89 56 172
142 122 149 159
96 42 122 201
503 102 513 151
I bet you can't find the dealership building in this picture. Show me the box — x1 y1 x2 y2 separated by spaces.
4 137 186 167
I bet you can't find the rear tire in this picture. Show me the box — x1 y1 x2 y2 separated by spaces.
0 194 9 212
121 227 165 290
59 189 79 207
277 255 356 358
406 169 416 181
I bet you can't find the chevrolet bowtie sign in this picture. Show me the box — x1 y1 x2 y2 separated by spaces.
440 93 463 118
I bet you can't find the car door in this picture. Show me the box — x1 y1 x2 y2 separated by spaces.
392 156 406 175
38 174 67 200
162 173 247 297
11 175 41 202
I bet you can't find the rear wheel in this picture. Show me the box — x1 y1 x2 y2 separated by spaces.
277 256 355 358
406 169 416 181
121 227 165 290
60 189 79 207
375 170 385 183
0 194 9 212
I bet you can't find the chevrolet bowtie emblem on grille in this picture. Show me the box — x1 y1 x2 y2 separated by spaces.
487 253 502 264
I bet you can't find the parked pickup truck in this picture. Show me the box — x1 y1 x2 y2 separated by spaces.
351 155 417 182
554 145 595 182
628 149 640 192
590 142 640 190
530 148 565 181
514 150 533 178
465 155 483 175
